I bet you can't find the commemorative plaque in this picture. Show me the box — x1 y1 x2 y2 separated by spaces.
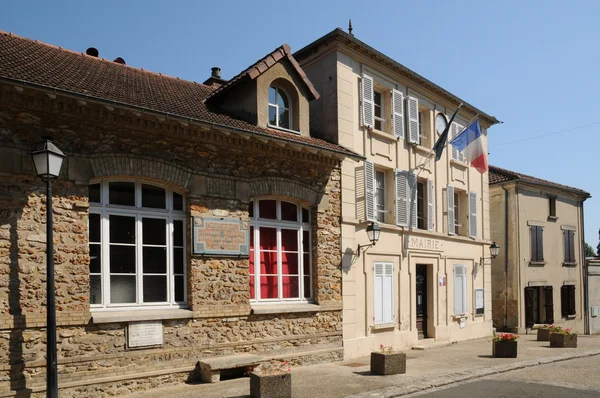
192 217 249 256
128 321 163 348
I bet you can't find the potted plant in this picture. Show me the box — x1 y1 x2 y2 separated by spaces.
249 360 292 398
537 324 560 341
550 327 578 348
370 344 406 375
492 333 519 358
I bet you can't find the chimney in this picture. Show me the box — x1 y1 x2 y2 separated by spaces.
86 47 99 57
203 66 227 88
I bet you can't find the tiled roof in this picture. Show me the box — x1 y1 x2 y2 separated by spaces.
489 165 590 197
206 44 319 103
0 31 357 158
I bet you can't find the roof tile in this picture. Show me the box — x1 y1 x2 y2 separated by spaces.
489 165 590 197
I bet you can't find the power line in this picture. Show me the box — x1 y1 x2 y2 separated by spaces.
492 121 600 147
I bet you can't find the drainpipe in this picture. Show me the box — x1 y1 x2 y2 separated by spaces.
501 185 509 330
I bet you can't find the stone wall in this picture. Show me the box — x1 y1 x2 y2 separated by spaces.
0 86 344 396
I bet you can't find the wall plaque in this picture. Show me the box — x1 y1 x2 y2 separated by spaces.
407 236 443 251
128 321 163 348
192 217 249 256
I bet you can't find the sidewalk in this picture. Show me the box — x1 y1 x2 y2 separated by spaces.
124 334 600 398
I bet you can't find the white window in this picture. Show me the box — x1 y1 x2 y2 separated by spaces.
374 90 385 131
454 192 460 235
454 264 467 315
375 170 386 223
268 85 291 129
88 181 186 309
374 262 394 324
249 199 312 302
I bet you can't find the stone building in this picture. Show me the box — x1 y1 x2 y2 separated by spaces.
294 29 501 357
0 31 359 395
489 166 590 334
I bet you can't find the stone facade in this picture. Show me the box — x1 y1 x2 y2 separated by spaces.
0 83 344 395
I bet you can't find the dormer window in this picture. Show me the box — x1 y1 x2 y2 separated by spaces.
268 85 291 129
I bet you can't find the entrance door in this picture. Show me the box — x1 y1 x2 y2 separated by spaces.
416 265 427 339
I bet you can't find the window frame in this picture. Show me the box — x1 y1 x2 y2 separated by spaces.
249 198 313 304
548 196 557 218
88 179 187 311
417 180 425 230
373 89 385 131
561 285 576 317
374 170 386 223
268 85 292 130
453 192 461 235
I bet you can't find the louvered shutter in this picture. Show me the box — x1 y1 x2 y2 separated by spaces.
392 89 405 140
563 230 569 263
569 230 575 263
525 287 535 327
364 160 375 221
408 171 418 228
447 185 455 235
561 286 568 316
537 226 544 261
456 123 465 161
383 263 394 323
454 264 466 315
427 179 434 231
407 96 419 144
530 226 538 261
362 74 374 128
451 122 459 160
544 286 554 323
468 191 477 238
374 263 384 324
395 170 408 227
569 286 576 315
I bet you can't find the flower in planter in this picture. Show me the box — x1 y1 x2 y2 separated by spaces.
491 333 519 342
552 327 576 335
252 360 292 376
378 344 394 354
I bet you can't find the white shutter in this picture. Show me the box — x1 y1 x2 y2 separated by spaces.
427 179 434 231
374 263 384 324
408 171 418 228
362 74 374 128
469 191 477 238
392 89 405 140
447 185 455 235
407 96 419 144
383 263 394 323
395 170 408 227
456 123 465 161
364 160 375 221
451 122 459 160
454 264 467 315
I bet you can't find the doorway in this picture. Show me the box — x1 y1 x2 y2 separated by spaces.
416 264 428 339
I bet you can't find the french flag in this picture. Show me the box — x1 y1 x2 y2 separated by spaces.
449 120 488 174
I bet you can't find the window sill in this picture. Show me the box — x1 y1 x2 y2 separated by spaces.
565 314 577 320
251 303 321 315
371 322 395 331
562 262 577 267
267 124 301 135
529 261 547 267
91 309 193 324
547 216 558 221
451 314 467 320
450 160 468 169
368 128 397 142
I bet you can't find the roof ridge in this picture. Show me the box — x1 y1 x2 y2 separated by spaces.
0 30 209 88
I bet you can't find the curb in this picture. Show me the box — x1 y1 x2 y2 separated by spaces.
346 349 600 398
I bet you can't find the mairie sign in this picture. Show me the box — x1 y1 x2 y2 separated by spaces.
192 217 249 256
407 236 443 251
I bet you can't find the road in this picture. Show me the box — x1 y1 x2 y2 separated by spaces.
410 355 600 397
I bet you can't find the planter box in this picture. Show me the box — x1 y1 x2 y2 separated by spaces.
370 352 406 375
537 328 551 341
550 333 578 348
492 341 518 358
250 372 291 398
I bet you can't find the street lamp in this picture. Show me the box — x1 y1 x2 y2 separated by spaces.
479 241 500 267
31 136 65 398
356 222 381 257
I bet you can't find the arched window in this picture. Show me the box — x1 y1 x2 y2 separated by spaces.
88 180 186 309
268 85 291 130
249 199 312 302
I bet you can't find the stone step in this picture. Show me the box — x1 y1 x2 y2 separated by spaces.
411 340 454 351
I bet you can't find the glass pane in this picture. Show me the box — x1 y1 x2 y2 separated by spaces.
303 253 311 275
259 250 278 274
249 201 254 218
282 276 299 299
249 273 255 300
110 275 136 303
281 229 298 251
302 230 310 252
173 220 184 247
249 248 254 274
174 247 184 274
302 208 309 223
279 109 290 129
281 202 297 221
89 184 101 204
259 227 277 250
269 106 277 125
250 226 254 249
89 213 101 243
143 247 167 273
109 182 135 206
175 275 184 302
109 215 135 244
89 244 101 273
259 200 276 219
277 88 289 109
282 252 298 274
268 86 277 104
260 275 279 299
173 192 183 211
142 218 166 245
90 275 101 304
304 276 311 298
142 184 166 209
109 245 136 273
143 276 167 302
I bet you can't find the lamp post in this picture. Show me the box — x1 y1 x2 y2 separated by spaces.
31 136 65 398
356 222 381 257
479 241 500 267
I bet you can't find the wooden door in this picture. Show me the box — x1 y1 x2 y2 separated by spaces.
416 265 427 339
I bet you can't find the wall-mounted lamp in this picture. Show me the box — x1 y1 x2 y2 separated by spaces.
356 222 381 257
479 242 500 266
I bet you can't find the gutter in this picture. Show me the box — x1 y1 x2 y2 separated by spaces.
501 185 509 330
0 76 364 161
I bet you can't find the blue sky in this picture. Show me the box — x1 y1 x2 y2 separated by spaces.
2 0 598 250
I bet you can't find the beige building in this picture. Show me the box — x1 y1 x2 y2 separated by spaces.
587 258 600 334
489 166 590 334
295 29 501 358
